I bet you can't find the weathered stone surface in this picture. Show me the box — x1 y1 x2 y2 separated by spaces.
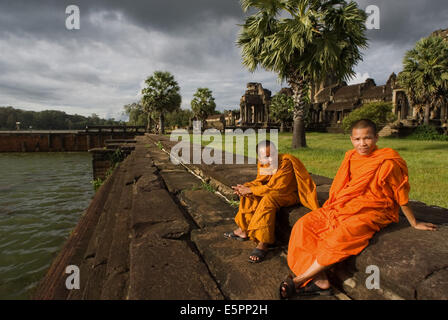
346 223 448 300
128 234 223 300
81 263 107 300
407 200 448 225
102 210 131 294
133 173 163 192
416 267 448 300
179 190 236 227
310 174 333 186
131 189 190 239
160 171 202 194
275 206 311 244
100 272 129 300
191 224 336 300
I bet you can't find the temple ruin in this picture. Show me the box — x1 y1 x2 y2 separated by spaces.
239 83 271 126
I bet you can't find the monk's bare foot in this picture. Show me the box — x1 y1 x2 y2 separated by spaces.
249 243 268 262
233 228 248 239
313 272 330 290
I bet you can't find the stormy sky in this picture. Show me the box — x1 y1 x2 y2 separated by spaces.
0 0 446 120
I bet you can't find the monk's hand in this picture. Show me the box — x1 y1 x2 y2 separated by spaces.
413 221 437 231
232 185 243 196
238 185 252 196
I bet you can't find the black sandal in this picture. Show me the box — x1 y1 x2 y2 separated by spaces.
223 231 248 241
248 248 267 263
295 282 334 296
279 277 296 300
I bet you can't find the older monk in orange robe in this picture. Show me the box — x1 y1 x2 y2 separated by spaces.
224 140 319 263
280 119 437 299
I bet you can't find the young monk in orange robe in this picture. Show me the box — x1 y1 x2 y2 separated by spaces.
280 119 437 299
224 140 319 263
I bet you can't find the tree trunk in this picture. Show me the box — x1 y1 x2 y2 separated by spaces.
159 113 165 134
146 113 153 133
424 104 430 125
289 76 307 149
280 121 285 133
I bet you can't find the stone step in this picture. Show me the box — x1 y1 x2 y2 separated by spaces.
33 157 124 299
148 134 448 300
128 232 223 300
191 224 337 300
145 135 338 300
68 162 128 300
128 176 223 299
99 180 134 299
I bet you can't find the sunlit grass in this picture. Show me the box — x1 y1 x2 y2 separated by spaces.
169 131 448 208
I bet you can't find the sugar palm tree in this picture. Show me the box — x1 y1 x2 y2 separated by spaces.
237 0 368 148
398 36 448 125
141 71 182 134
191 88 217 128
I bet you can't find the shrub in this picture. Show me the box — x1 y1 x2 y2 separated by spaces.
342 102 397 133
407 125 448 141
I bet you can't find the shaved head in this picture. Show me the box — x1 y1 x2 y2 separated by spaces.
350 119 378 136
256 140 277 154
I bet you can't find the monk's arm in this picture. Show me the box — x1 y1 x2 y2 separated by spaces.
249 160 293 197
232 164 269 196
401 204 437 231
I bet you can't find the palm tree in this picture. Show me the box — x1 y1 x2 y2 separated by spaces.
141 71 182 134
237 0 368 148
191 88 217 128
398 36 448 125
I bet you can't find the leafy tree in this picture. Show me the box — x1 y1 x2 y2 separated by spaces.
191 88 216 127
0 106 122 130
270 93 294 132
123 102 147 127
341 102 397 133
398 36 448 125
165 108 194 129
237 0 368 148
141 71 182 134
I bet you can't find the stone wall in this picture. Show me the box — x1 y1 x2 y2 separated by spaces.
0 132 139 152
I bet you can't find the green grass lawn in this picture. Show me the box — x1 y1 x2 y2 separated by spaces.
171 131 448 208
276 132 448 208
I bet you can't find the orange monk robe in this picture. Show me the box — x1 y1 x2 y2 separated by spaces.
287 147 410 287
235 154 319 244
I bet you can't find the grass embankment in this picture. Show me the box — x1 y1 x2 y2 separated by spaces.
171 131 448 208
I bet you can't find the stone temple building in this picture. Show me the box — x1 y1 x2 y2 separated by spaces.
239 83 271 126
309 73 399 131
223 28 448 133
307 28 448 132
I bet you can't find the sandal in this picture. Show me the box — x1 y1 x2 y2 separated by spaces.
279 277 296 300
295 282 334 296
248 248 267 263
223 231 248 241
279 278 333 299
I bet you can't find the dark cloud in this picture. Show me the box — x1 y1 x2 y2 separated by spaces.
358 0 448 47
0 0 446 119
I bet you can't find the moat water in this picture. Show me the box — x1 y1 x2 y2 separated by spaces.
0 153 94 299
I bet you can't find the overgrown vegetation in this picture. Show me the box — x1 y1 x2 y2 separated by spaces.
91 148 126 192
342 102 397 133
91 177 104 192
228 200 240 208
406 125 448 141
192 181 216 193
